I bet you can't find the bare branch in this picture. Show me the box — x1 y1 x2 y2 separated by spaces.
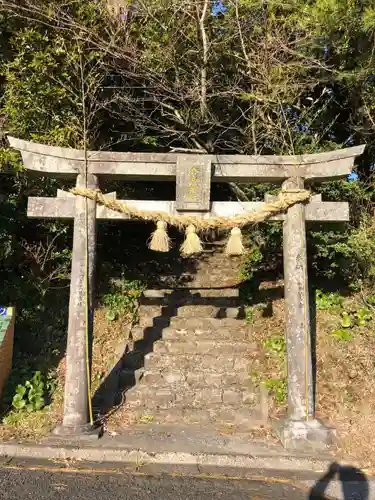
197 0 210 118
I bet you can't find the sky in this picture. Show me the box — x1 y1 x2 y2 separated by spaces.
348 171 359 181
212 1 226 15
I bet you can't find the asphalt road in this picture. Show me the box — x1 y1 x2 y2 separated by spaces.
0 466 325 500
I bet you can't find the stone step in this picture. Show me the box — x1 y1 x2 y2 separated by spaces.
152 339 255 355
143 352 252 373
143 288 240 299
138 315 249 330
138 305 172 318
141 289 240 307
126 384 257 408
137 306 245 327
130 324 252 344
170 316 248 329
128 405 267 430
141 369 253 388
131 326 165 343
176 305 244 319
118 368 144 387
139 305 243 319
160 326 252 342
137 312 173 328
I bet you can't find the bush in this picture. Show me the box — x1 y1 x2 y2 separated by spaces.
240 179 374 292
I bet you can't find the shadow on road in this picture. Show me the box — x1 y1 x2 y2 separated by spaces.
309 462 368 500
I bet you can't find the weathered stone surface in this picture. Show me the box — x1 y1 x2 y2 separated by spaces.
276 418 335 451
138 305 167 317
242 391 256 405
175 155 211 211
175 304 244 319
222 389 243 405
138 315 170 329
9 136 365 182
127 387 261 412
282 177 314 422
141 369 253 389
164 370 185 384
122 275 266 430
176 305 217 318
130 327 148 342
161 326 251 342
169 316 249 330
152 339 252 356
204 373 224 386
131 406 267 429
142 288 240 299
233 357 252 371
28 197 350 222
144 353 236 372
54 173 98 435
222 373 245 386
215 407 265 428
141 370 165 384
193 388 223 405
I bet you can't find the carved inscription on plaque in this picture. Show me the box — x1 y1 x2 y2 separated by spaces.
175 155 211 211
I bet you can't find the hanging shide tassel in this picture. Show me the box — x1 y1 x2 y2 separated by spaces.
180 225 203 257
225 226 244 256
148 220 171 252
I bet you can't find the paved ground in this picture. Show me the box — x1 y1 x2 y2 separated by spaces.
0 466 327 500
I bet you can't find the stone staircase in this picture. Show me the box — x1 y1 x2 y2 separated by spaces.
120 288 269 430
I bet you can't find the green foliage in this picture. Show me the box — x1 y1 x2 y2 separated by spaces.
354 307 372 326
0 149 23 171
340 311 352 328
264 377 287 404
10 371 53 413
331 303 372 341
103 279 145 323
3 27 105 148
262 335 286 358
331 329 354 342
316 290 344 310
239 181 375 292
363 7 375 30
244 306 254 325
309 181 375 289
239 245 263 282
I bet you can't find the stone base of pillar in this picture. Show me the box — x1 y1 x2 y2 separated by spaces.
52 423 103 441
276 418 335 452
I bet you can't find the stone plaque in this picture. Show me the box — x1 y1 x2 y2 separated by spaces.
175 156 212 211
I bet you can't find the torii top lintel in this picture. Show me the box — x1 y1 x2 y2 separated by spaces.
7 136 366 184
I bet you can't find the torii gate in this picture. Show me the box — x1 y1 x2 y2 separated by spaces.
8 136 365 448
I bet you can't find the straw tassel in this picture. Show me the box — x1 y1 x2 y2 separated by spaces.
225 226 244 256
148 220 171 252
180 225 203 256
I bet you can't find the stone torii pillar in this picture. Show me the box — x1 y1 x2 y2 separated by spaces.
280 176 322 448
26 173 100 435
57 174 98 435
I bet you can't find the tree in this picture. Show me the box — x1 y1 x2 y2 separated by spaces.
0 0 374 291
